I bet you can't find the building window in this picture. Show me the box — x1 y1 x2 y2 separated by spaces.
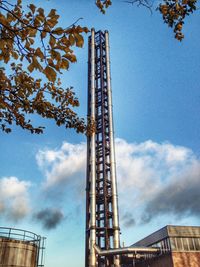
176 238 183 251
193 238 200 250
170 238 176 250
182 238 189 250
188 238 195 251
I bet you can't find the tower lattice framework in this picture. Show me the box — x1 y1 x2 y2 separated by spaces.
85 29 120 267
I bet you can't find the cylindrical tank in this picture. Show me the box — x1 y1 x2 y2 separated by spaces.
0 227 45 267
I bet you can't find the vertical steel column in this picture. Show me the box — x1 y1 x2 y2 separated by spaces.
86 28 97 267
105 31 120 267
85 29 121 267
89 28 97 267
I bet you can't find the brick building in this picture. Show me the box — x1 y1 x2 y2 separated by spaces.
132 225 200 267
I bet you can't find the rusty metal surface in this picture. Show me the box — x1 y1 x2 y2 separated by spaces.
0 238 37 267
0 227 45 267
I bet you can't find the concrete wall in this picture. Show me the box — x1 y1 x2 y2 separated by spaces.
172 252 200 267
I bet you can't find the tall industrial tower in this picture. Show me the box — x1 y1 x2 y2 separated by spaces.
85 29 120 267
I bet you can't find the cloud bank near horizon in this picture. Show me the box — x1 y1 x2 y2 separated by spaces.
1 139 199 228
115 139 200 224
36 138 200 226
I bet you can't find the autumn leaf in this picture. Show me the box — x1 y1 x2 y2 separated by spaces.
12 51 19 60
0 0 89 134
69 34 75 45
29 4 36 13
49 35 56 48
60 59 69 69
52 27 64 35
35 47 44 60
63 53 77 63
43 66 57 82
48 9 57 17
74 33 84 47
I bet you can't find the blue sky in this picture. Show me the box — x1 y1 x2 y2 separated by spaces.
0 1 200 267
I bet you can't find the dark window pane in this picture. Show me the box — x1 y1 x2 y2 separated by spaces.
182 238 189 250
176 238 183 251
166 238 171 251
170 238 176 250
194 238 200 250
188 238 195 251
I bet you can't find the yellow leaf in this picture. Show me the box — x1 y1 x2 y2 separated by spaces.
51 50 61 61
33 56 43 71
49 35 56 48
47 18 58 28
75 33 84 47
43 66 57 82
0 14 7 25
36 15 44 23
83 27 90 33
29 38 34 45
48 9 57 17
29 4 36 13
69 34 75 46
25 40 30 50
28 63 34 72
37 8 44 16
63 53 76 63
52 27 64 35
35 48 44 59
41 31 47 39
60 59 69 70
12 51 19 60
3 53 10 63
7 13 13 23
29 28 37 37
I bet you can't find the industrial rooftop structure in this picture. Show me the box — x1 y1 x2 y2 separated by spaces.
133 225 200 267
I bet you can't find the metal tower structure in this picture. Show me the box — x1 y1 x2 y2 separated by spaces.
85 29 120 267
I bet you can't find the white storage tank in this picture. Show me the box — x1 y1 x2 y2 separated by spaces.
0 227 45 267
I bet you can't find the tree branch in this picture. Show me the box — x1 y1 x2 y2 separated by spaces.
123 0 153 14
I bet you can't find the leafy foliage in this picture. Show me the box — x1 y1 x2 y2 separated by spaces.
0 0 198 134
158 0 197 41
96 0 198 40
96 0 112 14
0 64 85 134
0 0 89 133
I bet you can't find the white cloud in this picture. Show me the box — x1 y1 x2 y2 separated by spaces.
115 138 196 198
114 139 200 224
0 176 31 221
36 139 200 224
36 142 86 189
142 159 200 223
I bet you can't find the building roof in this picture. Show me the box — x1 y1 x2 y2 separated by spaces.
132 225 200 247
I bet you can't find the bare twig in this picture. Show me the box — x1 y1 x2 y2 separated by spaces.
123 0 153 14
